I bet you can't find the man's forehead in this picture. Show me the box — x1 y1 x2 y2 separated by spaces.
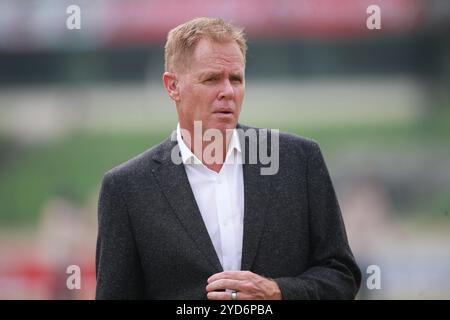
192 53 245 75
193 39 243 62
193 52 244 70
196 66 244 76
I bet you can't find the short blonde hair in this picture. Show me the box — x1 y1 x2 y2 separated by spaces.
164 17 247 72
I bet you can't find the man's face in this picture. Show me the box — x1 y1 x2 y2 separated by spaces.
174 38 245 134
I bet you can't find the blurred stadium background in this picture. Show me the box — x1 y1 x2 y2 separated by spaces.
0 0 449 299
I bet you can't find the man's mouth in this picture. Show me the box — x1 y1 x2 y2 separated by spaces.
213 109 234 115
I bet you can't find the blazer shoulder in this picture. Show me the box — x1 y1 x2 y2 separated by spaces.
102 134 174 182
239 123 318 147
238 123 320 158
278 131 323 164
278 130 319 149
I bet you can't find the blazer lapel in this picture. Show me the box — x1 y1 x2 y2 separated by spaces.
151 127 272 273
151 133 223 273
238 126 272 271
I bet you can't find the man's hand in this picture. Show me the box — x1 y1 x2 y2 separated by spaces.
206 271 282 300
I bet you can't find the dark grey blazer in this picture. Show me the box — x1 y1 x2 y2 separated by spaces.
95 124 361 299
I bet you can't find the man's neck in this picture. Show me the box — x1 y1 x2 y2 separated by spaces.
181 128 234 173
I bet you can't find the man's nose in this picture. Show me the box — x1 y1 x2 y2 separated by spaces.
218 79 234 100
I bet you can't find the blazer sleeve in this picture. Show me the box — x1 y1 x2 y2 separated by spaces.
95 172 145 299
274 141 361 299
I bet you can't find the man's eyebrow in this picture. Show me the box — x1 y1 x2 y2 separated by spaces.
198 71 221 79
198 70 243 80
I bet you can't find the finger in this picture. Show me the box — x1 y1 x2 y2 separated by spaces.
206 279 244 292
208 271 255 283
207 291 233 300
207 291 251 300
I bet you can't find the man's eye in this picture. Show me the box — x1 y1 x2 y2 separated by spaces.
231 77 242 83
205 77 218 82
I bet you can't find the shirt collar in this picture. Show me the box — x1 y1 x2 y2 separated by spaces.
176 123 241 165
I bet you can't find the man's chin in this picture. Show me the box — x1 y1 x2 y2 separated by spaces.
190 118 238 135
210 121 237 133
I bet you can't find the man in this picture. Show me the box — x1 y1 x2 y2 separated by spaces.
96 17 361 300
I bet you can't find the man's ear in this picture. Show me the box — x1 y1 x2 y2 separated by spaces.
162 72 180 102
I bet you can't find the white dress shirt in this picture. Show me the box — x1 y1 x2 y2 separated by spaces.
176 124 244 271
